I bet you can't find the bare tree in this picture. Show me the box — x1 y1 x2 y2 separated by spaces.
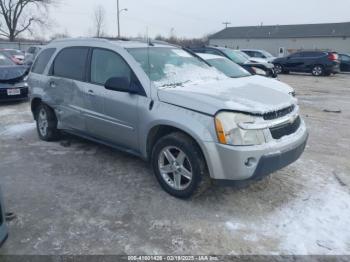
0 0 54 41
93 5 105 38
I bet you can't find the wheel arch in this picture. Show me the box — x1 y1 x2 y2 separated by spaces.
31 97 42 120
145 123 210 169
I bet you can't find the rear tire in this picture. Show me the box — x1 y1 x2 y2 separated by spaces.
35 103 60 141
151 132 211 199
312 65 324 76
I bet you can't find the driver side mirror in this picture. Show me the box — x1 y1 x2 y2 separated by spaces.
105 77 134 93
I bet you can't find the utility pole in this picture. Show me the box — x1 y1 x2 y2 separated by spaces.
223 22 231 29
117 0 128 38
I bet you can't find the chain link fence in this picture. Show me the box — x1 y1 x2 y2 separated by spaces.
0 41 46 52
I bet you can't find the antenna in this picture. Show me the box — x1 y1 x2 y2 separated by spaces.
223 22 231 29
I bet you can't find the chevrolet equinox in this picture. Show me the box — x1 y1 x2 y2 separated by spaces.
28 38 308 199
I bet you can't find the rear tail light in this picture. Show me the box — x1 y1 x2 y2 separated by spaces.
328 53 338 61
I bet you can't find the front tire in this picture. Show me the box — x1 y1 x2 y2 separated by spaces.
35 103 60 141
274 64 283 74
151 132 211 199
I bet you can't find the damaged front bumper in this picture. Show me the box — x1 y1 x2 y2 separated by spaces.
204 117 308 183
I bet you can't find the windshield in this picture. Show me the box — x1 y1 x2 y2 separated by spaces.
128 47 227 87
206 58 251 78
221 49 248 64
0 54 15 66
239 52 251 60
261 50 274 58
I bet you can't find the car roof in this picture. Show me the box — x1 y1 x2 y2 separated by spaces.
196 53 226 60
48 37 177 49
241 49 265 52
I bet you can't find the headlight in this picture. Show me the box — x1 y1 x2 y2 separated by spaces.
215 112 266 146
252 67 267 76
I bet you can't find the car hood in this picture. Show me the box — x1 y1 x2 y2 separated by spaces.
158 75 296 116
0 66 28 83
249 57 268 64
254 75 294 94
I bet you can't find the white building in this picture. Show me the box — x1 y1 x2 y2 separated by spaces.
209 22 350 56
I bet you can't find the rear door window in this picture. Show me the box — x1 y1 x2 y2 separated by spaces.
300 52 324 58
31 48 56 74
52 47 89 81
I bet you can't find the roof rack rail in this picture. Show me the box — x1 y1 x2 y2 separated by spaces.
51 37 109 43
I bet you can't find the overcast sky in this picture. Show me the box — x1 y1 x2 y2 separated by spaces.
46 0 350 39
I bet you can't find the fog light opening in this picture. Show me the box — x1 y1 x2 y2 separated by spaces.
245 157 257 167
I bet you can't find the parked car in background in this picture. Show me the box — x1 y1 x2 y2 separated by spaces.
24 46 43 66
0 186 8 247
189 46 277 78
197 53 295 96
339 54 350 72
29 38 307 198
0 49 25 65
241 49 277 63
239 50 269 64
273 51 340 76
0 54 29 102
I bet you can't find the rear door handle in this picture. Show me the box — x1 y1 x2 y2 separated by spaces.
87 90 95 96
49 81 56 88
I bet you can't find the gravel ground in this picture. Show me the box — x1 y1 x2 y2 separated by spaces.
0 73 349 255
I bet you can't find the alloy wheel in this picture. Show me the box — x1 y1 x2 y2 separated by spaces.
275 64 283 74
158 146 193 190
312 66 323 76
38 108 48 137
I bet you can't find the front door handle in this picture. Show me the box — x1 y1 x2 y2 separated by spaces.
87 90 95 96
49 81 56 88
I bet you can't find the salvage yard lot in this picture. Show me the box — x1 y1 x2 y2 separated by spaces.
0 73 350 255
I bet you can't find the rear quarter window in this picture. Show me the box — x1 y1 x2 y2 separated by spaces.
52 47 89 81
31 48 56 74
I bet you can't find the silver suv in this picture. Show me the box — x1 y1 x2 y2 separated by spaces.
28 38 308 198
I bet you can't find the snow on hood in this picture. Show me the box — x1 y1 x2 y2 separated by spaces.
154 63 227 88
0 65 28 82
158 75 297 115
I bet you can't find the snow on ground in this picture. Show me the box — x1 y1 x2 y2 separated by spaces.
224 159 350 255
0 122 36 136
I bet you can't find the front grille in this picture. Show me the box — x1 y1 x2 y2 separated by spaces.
270 116 301 139
263 105 295 120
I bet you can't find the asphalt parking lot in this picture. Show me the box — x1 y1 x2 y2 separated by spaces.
0 73 349 255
